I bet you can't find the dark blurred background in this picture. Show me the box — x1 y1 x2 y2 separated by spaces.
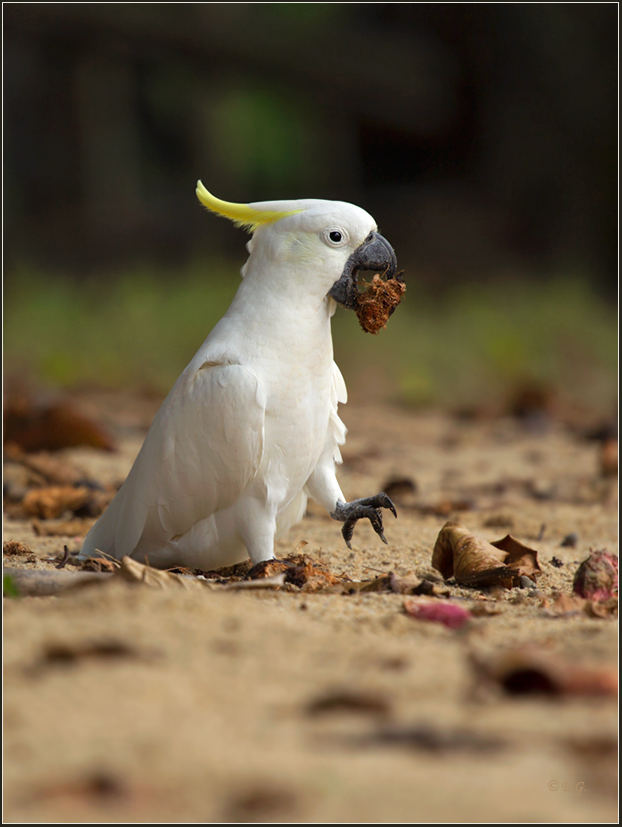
4 2 617 290
3 3 618 418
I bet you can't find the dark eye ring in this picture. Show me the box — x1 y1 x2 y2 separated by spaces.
329 231 342 243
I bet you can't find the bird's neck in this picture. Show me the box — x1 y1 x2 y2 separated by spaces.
222 270 336 358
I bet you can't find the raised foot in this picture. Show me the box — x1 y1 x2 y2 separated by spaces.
331 493 397 549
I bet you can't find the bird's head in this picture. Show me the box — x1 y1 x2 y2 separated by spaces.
196 182 397 310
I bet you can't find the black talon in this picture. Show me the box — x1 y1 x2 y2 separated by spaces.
331 493 398 549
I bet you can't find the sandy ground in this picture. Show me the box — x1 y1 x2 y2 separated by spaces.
3 398 618 823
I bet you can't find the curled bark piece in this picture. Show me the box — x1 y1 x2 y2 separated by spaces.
355 274 406 334
432 521 541 588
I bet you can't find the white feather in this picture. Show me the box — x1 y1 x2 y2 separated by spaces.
80 195 378 568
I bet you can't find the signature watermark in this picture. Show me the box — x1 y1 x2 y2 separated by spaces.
548 780 586 795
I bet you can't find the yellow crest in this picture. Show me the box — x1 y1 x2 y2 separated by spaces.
196 181 302 232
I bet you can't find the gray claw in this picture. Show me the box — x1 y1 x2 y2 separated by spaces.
332 493 398 549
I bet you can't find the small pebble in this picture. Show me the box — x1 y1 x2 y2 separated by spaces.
560 532 579 548
519 575 537 589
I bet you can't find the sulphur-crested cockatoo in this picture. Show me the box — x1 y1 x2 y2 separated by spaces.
80 183 399 569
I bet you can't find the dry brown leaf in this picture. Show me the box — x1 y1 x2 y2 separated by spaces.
32 518 97 537
218 574 286 590
541 593 587 616
3 445 84 485
432 521 541 589
80 556 120 572
584 596 618 618
355 274 406 334
3 398 115 453
599 437 618 477
389 572 423 593
3 540 33 557
22 485 92 519
30 771 128 805
247 553 346 592
223 784 300 823
471 646 617 697
115 556 203 590
469 602 504 617
490 534 542 576
543 592 618 619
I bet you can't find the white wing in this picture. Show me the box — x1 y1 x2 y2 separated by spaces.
81 361 265 560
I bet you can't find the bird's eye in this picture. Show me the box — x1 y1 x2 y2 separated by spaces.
322 227 348 247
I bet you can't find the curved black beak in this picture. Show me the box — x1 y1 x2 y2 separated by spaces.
328 231 398 310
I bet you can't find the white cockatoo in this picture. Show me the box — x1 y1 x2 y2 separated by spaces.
80 183 399 569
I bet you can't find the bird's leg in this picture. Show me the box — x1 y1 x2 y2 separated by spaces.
331 493 397 549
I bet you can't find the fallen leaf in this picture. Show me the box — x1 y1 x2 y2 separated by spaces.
31 771 128 804
389 571 423 593
115 556 204 590
247 553 346 592
22 486 92 519
469 602 504 617
403 598 472 629
471 646 617 697
491 534 542 577
4 399 115 452
36 639 138 667
3 445 85 485
3 540 33 557
584 596 618 618
80 556 120 572
542 591 618 620
541 593 587 616
572 550 618 601
32 518 97 537
432 521 541 589
599 437 618 478
223 784 300 823
217 573 286 590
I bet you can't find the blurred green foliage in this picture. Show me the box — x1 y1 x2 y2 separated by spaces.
4 266 616 417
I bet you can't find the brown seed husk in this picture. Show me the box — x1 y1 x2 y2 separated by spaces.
355 274 406 334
